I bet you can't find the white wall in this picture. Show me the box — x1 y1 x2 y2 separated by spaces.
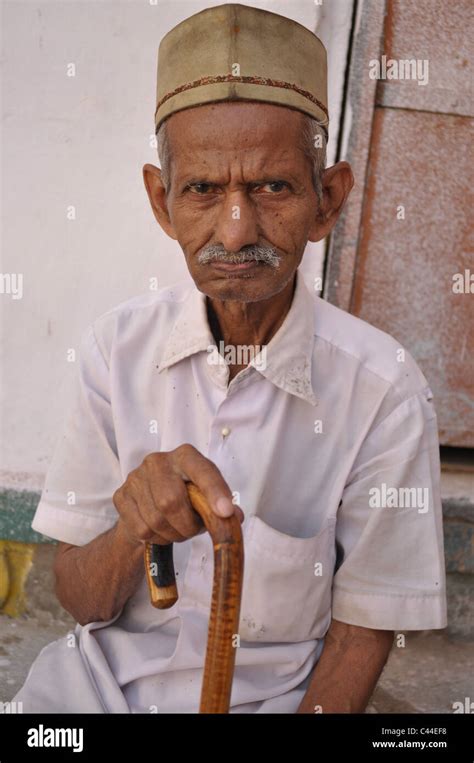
0 0 352 488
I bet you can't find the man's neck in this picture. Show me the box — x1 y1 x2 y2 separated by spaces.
206 274 297 380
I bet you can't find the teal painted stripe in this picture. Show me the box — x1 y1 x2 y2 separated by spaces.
0 489 56 544
0 488 473 568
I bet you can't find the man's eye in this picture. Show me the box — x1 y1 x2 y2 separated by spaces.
256 181 289 193
187 183 214 194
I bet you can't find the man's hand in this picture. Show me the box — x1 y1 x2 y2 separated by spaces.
113 444 244 547
55 445 243 625
297 618 394 713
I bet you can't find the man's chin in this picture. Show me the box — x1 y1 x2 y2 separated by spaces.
196 270 290 304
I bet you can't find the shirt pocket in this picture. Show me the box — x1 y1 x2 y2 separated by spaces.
238 514 337 643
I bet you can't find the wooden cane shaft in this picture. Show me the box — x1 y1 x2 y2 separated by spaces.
144 483 244 713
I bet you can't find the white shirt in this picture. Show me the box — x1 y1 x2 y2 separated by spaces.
17 271 447 713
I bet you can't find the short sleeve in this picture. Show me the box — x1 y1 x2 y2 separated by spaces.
31 324 123 546
332 387 448 631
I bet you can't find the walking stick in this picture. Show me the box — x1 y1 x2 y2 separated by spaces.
144 483 244 713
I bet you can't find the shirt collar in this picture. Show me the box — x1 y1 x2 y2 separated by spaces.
157 270 317 406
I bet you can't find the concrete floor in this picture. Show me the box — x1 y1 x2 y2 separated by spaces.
1 544 473 712
368 631 474 713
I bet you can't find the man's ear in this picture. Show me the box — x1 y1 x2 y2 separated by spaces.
308 161 354 242
142 163 178 240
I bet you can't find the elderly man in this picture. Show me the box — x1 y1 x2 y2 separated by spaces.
14 4 446 714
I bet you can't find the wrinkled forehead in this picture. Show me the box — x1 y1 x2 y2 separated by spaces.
165 101 306 151
165 102 311 183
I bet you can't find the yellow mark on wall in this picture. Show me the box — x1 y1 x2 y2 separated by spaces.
0 540 35 617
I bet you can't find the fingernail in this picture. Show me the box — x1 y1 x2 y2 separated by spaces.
215 497 234 517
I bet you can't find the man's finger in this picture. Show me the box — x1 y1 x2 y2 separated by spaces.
172 444 235 517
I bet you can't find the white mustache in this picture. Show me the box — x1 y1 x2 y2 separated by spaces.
197 245 281 269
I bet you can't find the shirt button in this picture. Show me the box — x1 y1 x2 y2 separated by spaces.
221 426 231 437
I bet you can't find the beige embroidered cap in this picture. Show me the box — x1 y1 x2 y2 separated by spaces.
155 3 328 135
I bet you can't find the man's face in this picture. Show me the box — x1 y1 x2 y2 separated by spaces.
149 102 326 303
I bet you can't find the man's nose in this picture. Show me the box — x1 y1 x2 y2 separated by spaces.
214 192 259 253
